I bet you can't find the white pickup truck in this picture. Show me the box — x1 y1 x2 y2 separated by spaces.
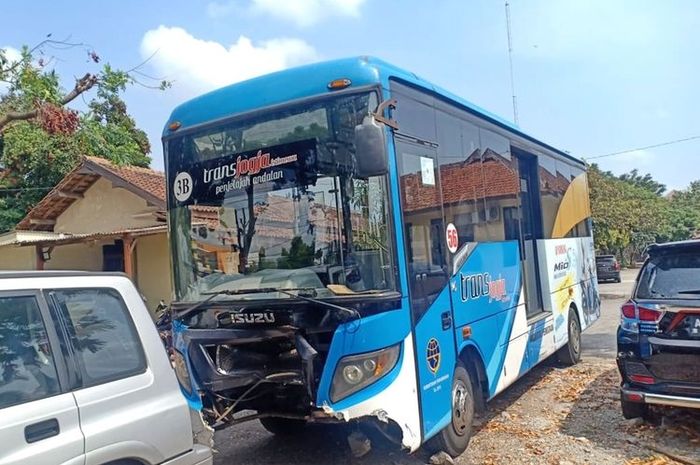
0 271 213 465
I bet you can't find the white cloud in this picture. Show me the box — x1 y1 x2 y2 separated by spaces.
0 46 22 94
140 26 318 95
207 0 367 27
2 46 21 64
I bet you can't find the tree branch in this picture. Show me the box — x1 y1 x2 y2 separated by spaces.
0 73 97 131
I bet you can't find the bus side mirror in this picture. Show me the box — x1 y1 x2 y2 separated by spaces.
354 116 388 178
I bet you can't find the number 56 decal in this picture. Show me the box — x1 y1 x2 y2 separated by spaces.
446 223 458 254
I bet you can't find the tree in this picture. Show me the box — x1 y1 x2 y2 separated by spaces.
589 163 699 264
588 164 668 264
0 39 168 232
618 169 666 196
667 181 700 240
277 237 316 269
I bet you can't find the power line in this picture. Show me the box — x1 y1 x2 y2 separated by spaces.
587 135 700 160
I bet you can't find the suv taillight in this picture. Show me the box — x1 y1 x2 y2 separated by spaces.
620 300 664 334
621 301 636 318
638 306 663 322
614 262 621 271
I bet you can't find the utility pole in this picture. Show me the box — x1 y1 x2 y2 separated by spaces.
505 1 519 125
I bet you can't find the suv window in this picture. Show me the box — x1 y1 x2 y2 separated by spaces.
636 251 700 300
50 289 146 387
0 295 61 409
596 256 616 263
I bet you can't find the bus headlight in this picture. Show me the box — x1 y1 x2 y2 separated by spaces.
330 344 400 402
172 349 193 394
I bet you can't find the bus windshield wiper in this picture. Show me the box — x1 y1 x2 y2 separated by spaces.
177 287 359 321
202 287 318 297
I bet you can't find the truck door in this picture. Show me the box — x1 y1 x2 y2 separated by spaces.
0 292 84 465
395 137 457 441
47 285 193 465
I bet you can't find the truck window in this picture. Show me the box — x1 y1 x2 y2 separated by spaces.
50 289 147 387
0 295 60 409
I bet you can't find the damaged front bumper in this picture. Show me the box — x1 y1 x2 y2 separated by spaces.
171 307 422 451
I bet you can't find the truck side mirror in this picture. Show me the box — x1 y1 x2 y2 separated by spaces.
354 116 388 178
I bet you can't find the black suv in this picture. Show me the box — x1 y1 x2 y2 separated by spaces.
596 255 621 283
617 239 700 419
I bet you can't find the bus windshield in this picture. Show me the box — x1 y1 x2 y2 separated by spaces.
166 91 397 302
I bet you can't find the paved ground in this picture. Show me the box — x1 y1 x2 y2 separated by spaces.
213 275 700 465
597 268 639 300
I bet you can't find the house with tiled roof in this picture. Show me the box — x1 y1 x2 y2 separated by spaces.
0 157 172 310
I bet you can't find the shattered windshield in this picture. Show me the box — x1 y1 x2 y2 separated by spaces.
166 91 397 302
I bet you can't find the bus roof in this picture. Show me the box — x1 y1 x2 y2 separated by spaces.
164 56 583 166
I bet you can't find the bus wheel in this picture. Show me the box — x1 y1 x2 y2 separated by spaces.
557 307 582 366
428 364 475 457
259 417 307 435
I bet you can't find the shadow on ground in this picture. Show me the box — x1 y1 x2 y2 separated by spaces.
212 362 560 465
560 366 700 462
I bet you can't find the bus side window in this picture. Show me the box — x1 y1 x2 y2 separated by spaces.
435 109 483 271
478 129 520 243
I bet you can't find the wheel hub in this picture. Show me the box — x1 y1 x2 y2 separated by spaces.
451 381 471 435
570 318 580 354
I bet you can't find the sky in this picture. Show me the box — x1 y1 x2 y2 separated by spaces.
2 0 700 191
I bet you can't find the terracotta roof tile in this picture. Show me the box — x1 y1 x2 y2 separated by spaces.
17 157 166 231
86 157 166 201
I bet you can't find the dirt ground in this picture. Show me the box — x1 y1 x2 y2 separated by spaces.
457 357 700 465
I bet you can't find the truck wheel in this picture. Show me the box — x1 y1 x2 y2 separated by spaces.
557 307 582 366
427 364 474 458
621 398 649 420
259 417 307 436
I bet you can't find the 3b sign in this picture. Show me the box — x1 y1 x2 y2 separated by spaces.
446 223 458 254
173 172 193 202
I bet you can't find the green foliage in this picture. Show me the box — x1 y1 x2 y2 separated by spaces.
618 169 666 196
667 181 700 240
0 42 162 232
589 164 700 264
277 237 317 269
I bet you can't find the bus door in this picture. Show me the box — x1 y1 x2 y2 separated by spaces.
395 137 457 441
515 152 544 318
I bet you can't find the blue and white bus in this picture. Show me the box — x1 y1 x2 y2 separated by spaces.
163 57 600 457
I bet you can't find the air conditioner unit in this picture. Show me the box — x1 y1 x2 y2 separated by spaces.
485 206 500 222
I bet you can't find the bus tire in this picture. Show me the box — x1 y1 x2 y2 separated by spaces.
427 364 475 458
259 417 307 435
557 307 582 366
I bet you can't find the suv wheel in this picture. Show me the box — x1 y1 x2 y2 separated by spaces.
621 398 649 420
557 307 581 366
